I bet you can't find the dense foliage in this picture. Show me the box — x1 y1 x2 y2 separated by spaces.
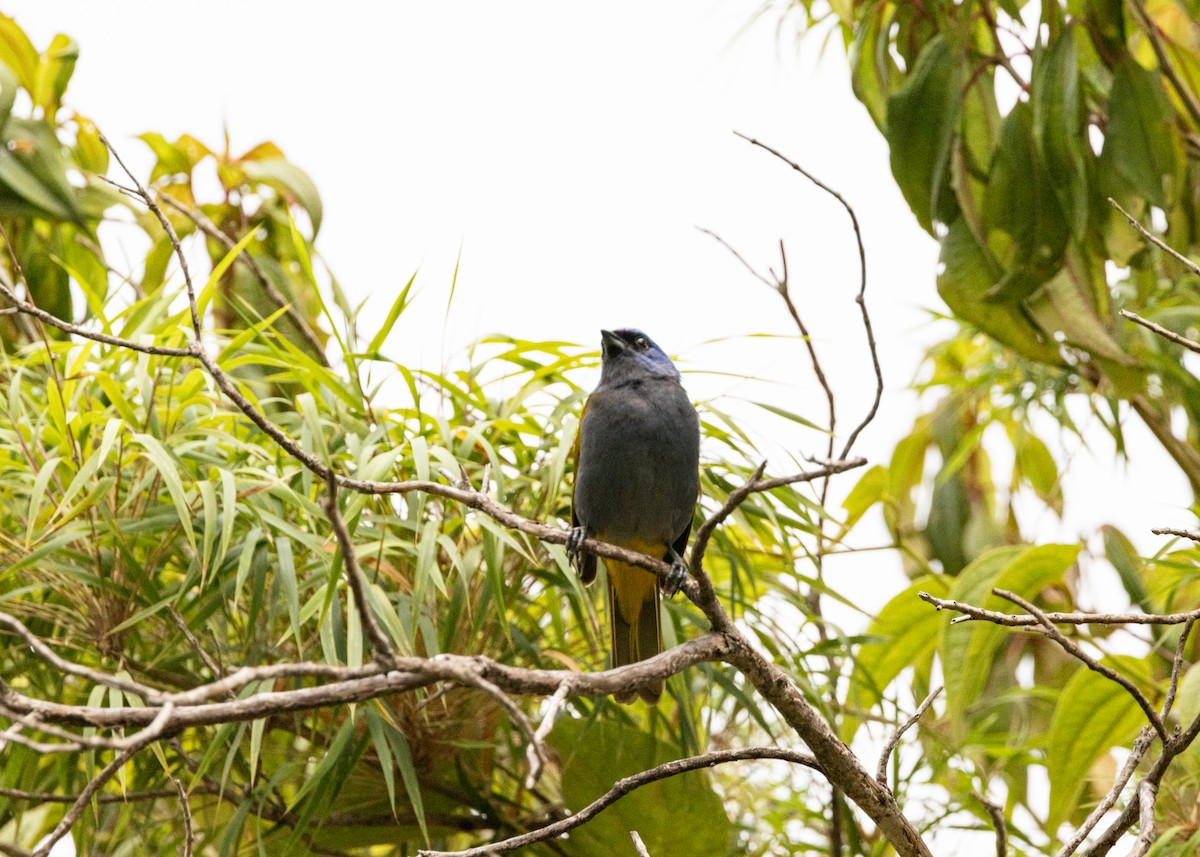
782 0 1200 851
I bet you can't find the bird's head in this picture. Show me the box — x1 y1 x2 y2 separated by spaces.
598 328 680 384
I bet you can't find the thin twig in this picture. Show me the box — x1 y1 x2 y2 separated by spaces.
734 132 881 460
1108 198 1200 278
877 687 942 787
1153 527 1200 542
0 613 163 702
99 132 203 339
973 792 1007 857
526 681 572 789
919 592 1200 626
1128 779 1159 857
993 590 1167 741
1057 728 1154 857
630 831 651 857
170 774 194 857
415 747 823 857
1162 618 1195 720
322 474 397 668
156 192 329 364
1125 0 1200 131
30 705 175 857
1120 309 1200 354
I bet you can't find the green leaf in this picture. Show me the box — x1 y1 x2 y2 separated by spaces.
1103 59 1183 209
940 544 1080 727
1026 257 1132 364
1046 655 1152 831
131 432 196 552
364 706 397 815
276 536 302 650
842 464 887 529
936 218 1064 365
380 715 429 845
0 118 81 221
885 35 961 234
982 101 1068 303
25 455 63 546
33 33 77 120
1174 661 1200 729
242 157 324 235
196 227 260 320
0 14 39 92
1013 428 1060 509
549 717 734 856
1102 525 1151 614
366 272 417 356
1032 27 1089 239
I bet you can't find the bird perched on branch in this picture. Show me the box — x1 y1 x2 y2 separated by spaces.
567 329 700 704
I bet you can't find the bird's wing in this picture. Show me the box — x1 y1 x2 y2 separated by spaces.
570 398 597 585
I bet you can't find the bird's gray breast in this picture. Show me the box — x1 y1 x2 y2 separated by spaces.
574 378 700 545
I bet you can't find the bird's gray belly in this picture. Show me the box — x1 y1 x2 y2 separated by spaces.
575 381 699 546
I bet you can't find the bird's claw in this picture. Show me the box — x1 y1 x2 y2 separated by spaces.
565 526 587 561
663 555 688 598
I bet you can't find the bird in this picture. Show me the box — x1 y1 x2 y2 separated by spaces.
567 328 700 704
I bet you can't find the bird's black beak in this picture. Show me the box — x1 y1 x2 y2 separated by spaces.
600 329 625 357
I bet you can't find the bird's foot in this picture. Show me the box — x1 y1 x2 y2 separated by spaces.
565 526 588 561
663 552 689 598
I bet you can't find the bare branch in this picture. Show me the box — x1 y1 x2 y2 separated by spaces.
415 747 823 857
0 635 731 731
156 191 329 364
0 271 192 357
322 475 397 669
1108 198 1200 278
631 831 651 857
734 132 881 459
171 774 194 857
973 792 1007 857
1057 728 1154 857
1120 309 1200 354
920 592 1200 627
1152 527 1200 543
1162 618 1195 720
30 704 175 857
993 590 1166 742
0 612 164 702
1128 779 1159 857
99 132 203 339
877 687 942 787
526 681 572 789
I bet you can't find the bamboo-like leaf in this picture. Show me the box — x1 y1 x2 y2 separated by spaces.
132 432 196 551
276 536 302 650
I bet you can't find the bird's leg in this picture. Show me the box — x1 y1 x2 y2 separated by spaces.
565 526 588 562
663 548 689 597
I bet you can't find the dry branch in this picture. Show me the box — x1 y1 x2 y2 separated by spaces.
416 747 823 857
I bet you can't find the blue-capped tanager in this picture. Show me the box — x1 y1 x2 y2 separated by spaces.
567 329 700 704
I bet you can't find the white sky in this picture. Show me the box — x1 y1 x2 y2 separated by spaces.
5 3 1189 853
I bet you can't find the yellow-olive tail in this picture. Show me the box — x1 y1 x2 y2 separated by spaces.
606 561 662 704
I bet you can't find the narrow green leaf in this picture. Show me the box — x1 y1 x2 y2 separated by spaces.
382 719 429 844
132 432 196 551
366 271 417 356
277 536 302 650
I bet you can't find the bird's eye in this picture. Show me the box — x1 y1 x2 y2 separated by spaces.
635 337 649 351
